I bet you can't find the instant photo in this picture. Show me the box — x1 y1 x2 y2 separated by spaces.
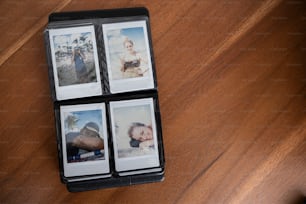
110 98 160 172
49 26 102 100
60 103 110 177
103 20 155 93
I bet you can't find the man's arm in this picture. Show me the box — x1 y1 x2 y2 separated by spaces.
72 135 104 151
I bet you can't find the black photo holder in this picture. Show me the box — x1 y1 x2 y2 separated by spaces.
44 7 165 192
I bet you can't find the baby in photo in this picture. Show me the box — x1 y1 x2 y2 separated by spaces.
128 122 154 149
110 98 160 172
110 99 158 158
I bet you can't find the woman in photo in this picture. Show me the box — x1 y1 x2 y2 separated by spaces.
128 122 154 149
120 39 148 78
71 46 88 83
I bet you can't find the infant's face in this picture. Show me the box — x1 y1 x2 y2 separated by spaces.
131 126 153 142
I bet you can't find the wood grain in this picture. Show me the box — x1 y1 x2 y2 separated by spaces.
0 0 305 203
0 0 72 66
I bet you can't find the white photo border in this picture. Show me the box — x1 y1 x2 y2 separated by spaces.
60 103 110 178
109 98 160 172
102 20 155 93
49 26 102 100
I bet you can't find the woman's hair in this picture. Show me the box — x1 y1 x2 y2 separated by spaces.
128 122 145 147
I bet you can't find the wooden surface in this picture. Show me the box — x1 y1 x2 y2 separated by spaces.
0 0 305 203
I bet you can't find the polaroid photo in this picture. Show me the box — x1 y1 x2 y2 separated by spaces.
49 25 102 100
60 103 109 178
109 98 160 173
102 20 155 93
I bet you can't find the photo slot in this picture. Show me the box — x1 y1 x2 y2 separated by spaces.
60 103 109 178
103 20 155 93
49 25 102 100
109 98 161 173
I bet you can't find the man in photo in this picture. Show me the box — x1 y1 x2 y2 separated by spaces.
128 122 154 149
66 122 104 162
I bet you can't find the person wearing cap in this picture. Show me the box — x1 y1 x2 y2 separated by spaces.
66 122 104 159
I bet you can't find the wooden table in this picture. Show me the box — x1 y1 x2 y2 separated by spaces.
0 0 305 203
